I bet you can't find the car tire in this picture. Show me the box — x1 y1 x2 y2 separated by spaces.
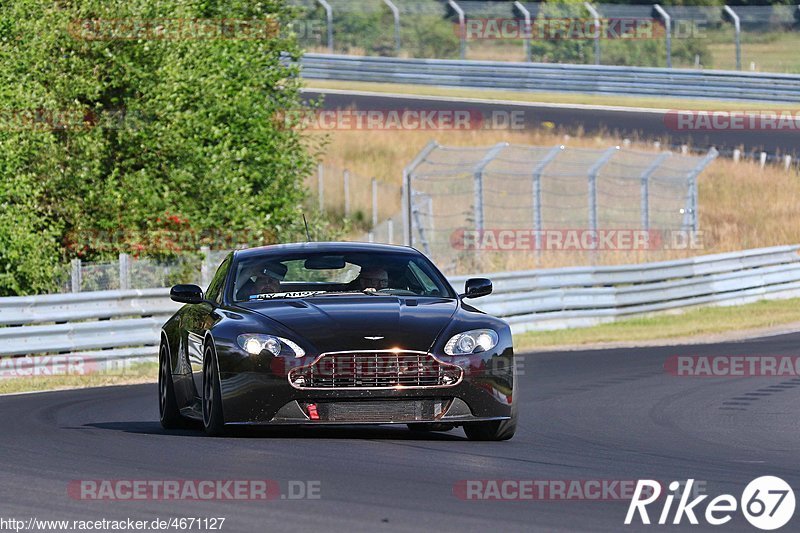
463 407 517 441
159 343 184 430
407 423 455 432
202 344 226 437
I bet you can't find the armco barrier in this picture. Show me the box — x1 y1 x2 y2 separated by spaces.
299 54 800 102
1 245 799 364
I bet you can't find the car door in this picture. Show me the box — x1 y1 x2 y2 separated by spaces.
186 254 232 396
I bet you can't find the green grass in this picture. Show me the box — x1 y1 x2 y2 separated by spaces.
305 79 800 112
514 297 800 351
0 361 158 395
708 31 800 74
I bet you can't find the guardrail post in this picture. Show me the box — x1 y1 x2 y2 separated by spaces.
532 145 565 251
639 152 672 232
473 143 508 234
371 177 379 227
514 1 532 62
382 0 402 54
403 140 439 246
584 2 601 65
317 163 324 211
587 147 619 233
200 246 212 288
387 219 394 245
723 6 741 71
448 0 466 59
118 253 130 291
654 4 672 68
70 258 82 293
316 0 334 53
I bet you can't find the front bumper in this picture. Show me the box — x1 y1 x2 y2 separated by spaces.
217 347 515 425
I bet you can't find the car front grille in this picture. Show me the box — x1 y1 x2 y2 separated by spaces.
288 351 462 389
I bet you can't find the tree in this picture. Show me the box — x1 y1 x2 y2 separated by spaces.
0 0 318 295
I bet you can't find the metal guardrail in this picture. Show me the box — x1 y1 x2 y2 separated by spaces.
452 245 800 332
1 245 799 365
300 54 800 102
0 288 178 326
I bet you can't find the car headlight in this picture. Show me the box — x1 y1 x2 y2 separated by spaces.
444 329 498 355
237 334 305 358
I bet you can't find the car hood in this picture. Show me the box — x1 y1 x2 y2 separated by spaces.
238 295 458 353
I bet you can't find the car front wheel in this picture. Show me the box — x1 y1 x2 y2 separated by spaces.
159 343 183 429
202 344 226 437
463 408 517 441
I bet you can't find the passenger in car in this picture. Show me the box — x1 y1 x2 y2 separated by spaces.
355 266 389 291
237 262 288 300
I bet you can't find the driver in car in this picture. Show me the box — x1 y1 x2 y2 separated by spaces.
356 266 389 292
236 262 288 300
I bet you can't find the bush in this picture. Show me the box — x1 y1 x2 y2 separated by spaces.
0 0 318 295
402 15 461 59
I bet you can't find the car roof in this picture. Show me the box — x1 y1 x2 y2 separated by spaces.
233 241 422 261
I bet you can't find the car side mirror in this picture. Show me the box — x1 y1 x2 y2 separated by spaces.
462 278 492 299
170 284 205 304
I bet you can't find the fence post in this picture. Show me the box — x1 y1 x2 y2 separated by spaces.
371 177 378 227
587 147 619 233
584 2 601 65
654 5 672 68
784 155 792 172
448 0 466 59
411 192 432 255
723 5 741 71
532 145 564 251
514 1 532 62
200 246 212 288
387 219 394 245
733 148 741 163
317 163 324 211
683 148 718 232
760 152 767 169
639 152 672 232
473 143 508 234
382 0 401 54
70 258 82 293
343 169 350 216
118 253 130 290
403 140 439 246
316 0 334 53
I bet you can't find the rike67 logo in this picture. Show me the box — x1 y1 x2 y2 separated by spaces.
626 477 795 530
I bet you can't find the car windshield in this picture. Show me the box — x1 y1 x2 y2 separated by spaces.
231 250 455 302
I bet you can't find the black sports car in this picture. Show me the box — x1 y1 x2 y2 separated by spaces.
159 242 517 440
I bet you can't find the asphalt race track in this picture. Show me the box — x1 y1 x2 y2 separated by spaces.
1 333 799 532
303 89 800 158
